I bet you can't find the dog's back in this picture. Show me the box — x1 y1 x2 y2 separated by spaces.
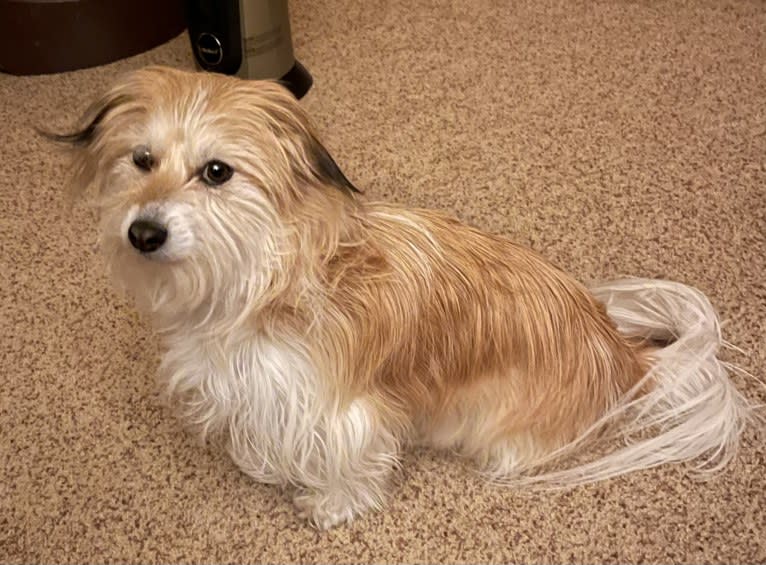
314 203 650 471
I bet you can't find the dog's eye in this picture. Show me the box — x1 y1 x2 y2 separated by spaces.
201 160 234 186
132 145 154 171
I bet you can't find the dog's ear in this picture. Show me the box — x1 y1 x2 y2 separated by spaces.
260 82 361 196
38 93 131 147
304 133 361 196
38 93 133 201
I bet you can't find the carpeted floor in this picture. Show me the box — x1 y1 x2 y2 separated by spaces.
2 0 765 562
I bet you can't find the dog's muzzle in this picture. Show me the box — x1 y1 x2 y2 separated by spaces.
128 219 168 253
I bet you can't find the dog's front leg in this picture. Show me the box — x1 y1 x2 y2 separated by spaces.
292 398 399 529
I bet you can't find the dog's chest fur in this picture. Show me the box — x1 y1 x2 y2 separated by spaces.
159 328 328 485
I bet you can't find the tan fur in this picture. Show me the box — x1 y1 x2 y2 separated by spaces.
312 206 649 457
51 66 747 528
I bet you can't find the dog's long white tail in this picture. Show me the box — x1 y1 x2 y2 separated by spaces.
504 278 760 487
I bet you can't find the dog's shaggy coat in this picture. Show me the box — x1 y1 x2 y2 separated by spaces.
49 66 757 528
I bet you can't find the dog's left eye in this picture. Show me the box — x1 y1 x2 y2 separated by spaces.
201 160 234 186
132 145 154 171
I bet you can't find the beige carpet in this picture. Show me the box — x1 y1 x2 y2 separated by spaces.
2 0 765 562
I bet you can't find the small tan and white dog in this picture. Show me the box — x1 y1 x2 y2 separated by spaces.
50 66 757 529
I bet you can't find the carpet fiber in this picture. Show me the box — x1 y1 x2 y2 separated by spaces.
2 0 765 562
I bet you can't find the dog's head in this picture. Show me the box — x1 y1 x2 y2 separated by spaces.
50 66 359 330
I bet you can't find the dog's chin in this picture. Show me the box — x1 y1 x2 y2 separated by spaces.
105 245 207 325
129 246 189 265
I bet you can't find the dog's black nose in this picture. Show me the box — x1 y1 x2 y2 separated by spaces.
128 220 167 253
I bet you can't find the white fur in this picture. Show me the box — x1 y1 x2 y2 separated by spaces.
159 327 399 528
489 278 760 487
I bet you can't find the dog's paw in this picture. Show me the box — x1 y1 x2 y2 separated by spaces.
293 489 357 530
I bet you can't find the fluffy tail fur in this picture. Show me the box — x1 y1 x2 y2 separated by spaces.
501 278 760 487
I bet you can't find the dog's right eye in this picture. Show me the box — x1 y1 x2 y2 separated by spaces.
132 145 154 171
201 160 234 186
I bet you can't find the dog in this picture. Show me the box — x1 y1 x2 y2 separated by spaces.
47 66 757 529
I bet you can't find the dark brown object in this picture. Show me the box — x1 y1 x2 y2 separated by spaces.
0 0 186 75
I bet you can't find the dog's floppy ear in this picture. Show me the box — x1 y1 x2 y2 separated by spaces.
304 132 361 196
38 92 133 201
39 93 131 147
